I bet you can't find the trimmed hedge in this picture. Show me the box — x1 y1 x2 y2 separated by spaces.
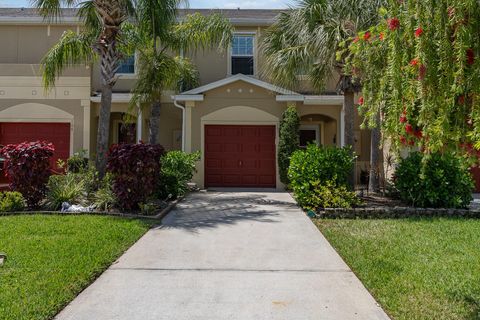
393 152 473 208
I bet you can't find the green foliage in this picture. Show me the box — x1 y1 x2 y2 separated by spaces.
301 180 360 211
278 105 300 184
0 192 25 212
394 152 474 208
345 1 480 156
159 151 201 199
288 144 357 209
45 174 86 210
66 150 89 173
93 173 117 211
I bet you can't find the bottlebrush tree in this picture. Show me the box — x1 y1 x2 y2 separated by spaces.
342 0 480 157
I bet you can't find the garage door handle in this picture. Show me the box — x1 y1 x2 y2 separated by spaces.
239 160 243 167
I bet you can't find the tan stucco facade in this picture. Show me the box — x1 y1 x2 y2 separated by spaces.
0 9 372 189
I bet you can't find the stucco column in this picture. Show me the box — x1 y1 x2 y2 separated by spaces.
340 105 345 147
185 101 195 153
136 104 143 143
81 99 90 154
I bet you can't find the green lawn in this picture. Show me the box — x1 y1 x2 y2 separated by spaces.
0 215 153 320
315 218 480 320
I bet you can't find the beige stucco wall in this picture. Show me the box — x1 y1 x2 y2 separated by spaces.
0 99 86 154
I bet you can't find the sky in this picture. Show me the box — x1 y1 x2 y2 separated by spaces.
0 0 291 9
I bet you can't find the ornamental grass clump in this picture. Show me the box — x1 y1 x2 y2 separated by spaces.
107 143 165 211
0 141 54 208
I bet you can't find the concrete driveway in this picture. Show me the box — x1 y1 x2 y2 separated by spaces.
56 191 389 320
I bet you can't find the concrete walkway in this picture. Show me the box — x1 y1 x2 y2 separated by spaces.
56 191 390 320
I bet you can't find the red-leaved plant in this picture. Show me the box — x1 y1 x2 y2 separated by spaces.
106 143 165 211
0 141 54 208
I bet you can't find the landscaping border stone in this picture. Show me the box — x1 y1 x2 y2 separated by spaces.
0 197 184 221
315 206 480 219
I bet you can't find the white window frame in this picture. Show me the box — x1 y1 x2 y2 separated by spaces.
228 32 257 77
117 53 137 79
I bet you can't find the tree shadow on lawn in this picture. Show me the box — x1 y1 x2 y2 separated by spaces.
159 192 299 232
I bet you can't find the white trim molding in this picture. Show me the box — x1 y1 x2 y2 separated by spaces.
179 74 299 96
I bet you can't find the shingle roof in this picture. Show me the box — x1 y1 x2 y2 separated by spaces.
0 7 285 22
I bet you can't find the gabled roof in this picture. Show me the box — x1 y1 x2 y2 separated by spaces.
180 73 300 96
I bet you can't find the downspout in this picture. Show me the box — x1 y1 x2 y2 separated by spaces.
173 97 186 152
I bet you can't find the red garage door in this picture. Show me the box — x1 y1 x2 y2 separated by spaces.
205 125 276 188
0 122 71 171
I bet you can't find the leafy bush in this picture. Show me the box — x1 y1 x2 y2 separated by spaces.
159 151 200 199
93 173 117 211
67 150 89 173
107 143 165 210
393 152 473 208
0 192 25 212
45 174 85 210
301 181 360 211
0 141 54 208
278 105 300 184
288 144 357 209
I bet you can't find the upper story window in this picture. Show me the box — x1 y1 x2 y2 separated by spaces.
231 34 255 75
118 55 135 74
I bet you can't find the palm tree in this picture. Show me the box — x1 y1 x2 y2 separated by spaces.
37 0 134 179
130 8 233 144
261 0 385 190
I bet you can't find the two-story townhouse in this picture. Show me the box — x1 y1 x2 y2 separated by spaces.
0 7 371 189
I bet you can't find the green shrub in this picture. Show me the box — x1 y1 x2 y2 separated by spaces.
288 144 357 209
301 181 360 211
278 105 300 184
159 151 200 199
45 174 85 210
93 173 117 211
0 192 25 212
393 152 474 208
66 150 89 173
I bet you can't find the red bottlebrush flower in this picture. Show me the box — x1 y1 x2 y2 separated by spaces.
467 48 475 65
400 111 407 123
408 139 415 146
405 123 414 134
400 136 407 145
410 58 419 66
419 64 426 80
358 97 364 105
388 17 400 31
379 32 385 41
363 31 371 41
414 27 423 37
458 95 465 105
353 36 359 43
414 129 423 139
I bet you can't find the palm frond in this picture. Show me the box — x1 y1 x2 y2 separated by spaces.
41 30 97 89
261 0 387 93
169 13 234 53
31 0 81 21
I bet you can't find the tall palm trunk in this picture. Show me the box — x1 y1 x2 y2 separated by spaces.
94 0 126 178
368 112 382 193
343 89 356 188
148 100 162 144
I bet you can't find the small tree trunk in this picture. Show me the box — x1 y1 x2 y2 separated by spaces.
343 90 356 189
96 83 113 179
368 112 382 193
148 100 162 145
